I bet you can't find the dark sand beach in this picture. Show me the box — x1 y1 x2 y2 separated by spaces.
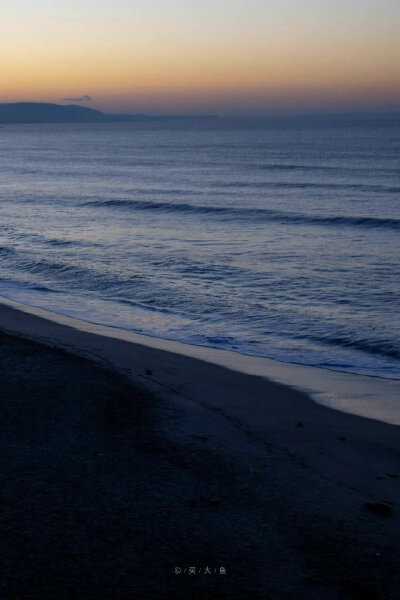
1 301 400 599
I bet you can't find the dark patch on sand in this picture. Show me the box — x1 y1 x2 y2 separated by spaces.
363 502 393 517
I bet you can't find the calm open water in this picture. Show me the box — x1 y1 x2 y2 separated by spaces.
0 116 399 378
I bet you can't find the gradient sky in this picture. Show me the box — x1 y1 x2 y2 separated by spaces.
1 0 399 114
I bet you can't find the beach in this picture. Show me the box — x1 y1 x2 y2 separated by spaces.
1 298 399 599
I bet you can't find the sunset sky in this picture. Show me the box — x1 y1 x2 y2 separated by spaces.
1 0 399 114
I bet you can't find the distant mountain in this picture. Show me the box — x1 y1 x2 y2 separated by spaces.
0 102 219 124
0 102 109 123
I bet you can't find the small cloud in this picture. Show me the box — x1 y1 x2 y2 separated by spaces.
63 95 91 102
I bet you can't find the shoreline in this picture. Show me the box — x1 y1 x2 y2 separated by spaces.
0 295 399 426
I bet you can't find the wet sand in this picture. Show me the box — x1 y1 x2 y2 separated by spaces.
0 300 400 599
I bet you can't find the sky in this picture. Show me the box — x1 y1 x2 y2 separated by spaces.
1 0 399 115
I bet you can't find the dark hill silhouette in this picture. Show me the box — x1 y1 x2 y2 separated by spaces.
0 103 156 123
0 102 218 124
0 102 108 123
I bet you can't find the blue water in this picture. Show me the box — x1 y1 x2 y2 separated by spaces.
0 115 399 378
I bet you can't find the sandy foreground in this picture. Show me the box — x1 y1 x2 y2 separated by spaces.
0 298 399 599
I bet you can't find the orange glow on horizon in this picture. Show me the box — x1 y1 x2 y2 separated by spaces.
1 1 399 114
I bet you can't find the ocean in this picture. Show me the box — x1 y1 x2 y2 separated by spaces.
0 115 399 379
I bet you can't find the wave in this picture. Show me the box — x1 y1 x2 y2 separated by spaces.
46 239 75 247
84 199 400 231
1 256 147 296
4 227 96 248
0 252 398 368
219 181 400 192
0 246 16 257
311 334 400 361
251 163 400 175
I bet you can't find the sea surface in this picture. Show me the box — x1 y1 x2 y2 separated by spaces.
0 115 399 379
